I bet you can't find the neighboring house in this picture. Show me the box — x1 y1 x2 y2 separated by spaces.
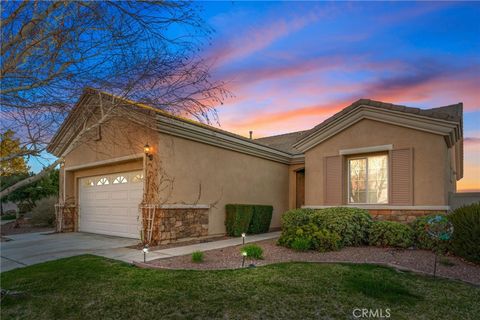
48 88 463 243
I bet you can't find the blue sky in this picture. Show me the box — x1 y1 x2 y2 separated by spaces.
31 1 479 190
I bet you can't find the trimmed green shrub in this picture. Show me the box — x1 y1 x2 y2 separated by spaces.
311 229 341 252
225 204 253 236
241 244 263 259
278 207 371 248
448 202 480 264
1 212 17 220
291 237 311 251
311 207 373 247
30 196 57 227
369 221 414 248
411 214 450 252
248 205 273 234
191 251 204 263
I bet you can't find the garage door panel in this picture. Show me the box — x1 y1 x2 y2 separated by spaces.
79 170 143 239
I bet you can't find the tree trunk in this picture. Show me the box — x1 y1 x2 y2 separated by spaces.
0 159 61 198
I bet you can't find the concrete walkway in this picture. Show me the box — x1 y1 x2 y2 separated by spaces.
1 231 280 272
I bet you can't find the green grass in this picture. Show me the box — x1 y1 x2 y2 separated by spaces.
1 256 479 320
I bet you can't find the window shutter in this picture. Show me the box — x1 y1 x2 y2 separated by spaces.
325 155 343 205
391 148 413 205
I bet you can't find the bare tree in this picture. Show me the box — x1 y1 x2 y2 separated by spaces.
1 1 228 196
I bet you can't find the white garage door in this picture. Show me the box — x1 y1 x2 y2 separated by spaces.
78 171 143 239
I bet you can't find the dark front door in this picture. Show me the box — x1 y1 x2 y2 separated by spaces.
296 169 305 208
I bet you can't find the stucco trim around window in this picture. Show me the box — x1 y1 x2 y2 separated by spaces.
302 205 450 210
340 144 393 155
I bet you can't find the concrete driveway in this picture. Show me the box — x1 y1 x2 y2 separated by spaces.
0 232 169 273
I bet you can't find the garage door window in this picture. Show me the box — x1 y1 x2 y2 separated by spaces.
132 174 143 183
113 176 128 184
97 177 110 185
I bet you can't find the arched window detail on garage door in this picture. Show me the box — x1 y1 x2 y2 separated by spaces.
83 179 94 187
97 177 110 185
132 174 143 183
113 176 128 184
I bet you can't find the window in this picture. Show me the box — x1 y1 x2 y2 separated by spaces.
113 176 128 184
97 177 110 186
348 154 388 204
83 179 94 187
131 174 144 183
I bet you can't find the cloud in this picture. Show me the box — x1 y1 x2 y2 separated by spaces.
464 137 480 145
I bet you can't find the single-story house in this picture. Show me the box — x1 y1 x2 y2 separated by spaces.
48 88 463 244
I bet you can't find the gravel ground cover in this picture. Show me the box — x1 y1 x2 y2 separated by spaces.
146 238 480 285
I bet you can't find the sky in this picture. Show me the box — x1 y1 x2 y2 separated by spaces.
27 1 479 191
194 1 480 192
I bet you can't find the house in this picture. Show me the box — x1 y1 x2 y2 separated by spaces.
48 88 463 244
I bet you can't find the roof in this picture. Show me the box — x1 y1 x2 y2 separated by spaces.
255 131 307 153
299 99 463 141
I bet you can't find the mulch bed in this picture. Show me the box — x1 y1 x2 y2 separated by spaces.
145 238 480 286
1 219 54 237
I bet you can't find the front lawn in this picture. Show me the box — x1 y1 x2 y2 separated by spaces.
1 255 479 319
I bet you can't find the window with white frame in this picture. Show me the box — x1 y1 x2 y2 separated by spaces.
348 154 388 204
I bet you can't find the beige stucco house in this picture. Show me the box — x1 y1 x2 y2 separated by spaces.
48 89 463 244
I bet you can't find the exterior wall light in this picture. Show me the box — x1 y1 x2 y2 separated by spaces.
143 144 153 161
142 245 149 262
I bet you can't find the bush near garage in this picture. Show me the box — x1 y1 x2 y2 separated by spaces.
225 204 254 236
30 196 57 227
248 205 273 234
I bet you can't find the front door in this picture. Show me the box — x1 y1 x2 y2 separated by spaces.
296 169 305 208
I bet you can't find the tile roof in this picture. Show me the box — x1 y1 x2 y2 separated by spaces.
254 131 308 154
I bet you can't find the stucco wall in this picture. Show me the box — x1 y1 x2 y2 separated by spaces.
156 133 290 235
62 117 153 202
305 119 451 206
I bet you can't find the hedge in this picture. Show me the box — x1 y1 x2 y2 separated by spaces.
448 202 480 264
411 213 450 252
278 207 371 249
369 221 414 248
248 205 273 234
225 204 253 236
225 204 274 236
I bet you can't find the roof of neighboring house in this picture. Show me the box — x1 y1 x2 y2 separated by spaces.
254 131 307 153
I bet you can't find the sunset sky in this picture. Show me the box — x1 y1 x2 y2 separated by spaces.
199 1 480 191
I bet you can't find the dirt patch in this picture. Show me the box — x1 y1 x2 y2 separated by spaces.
1 219 53 237
146 238 480 286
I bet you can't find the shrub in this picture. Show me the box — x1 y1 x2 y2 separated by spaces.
191 251 204 263
1 212 17 220
241 244 263 259
311 229 341 252
369 221 414 248
30 196 57 227
279 207 371 249
248 205 273 234
311 207 373 247
411 214 450 252
448 202 480 264
278 209 315 246
225 204 253 236
290 237 311 251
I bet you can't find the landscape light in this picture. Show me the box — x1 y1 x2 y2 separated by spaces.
242 251 247 267
241 233 246 245
142 245 149 263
